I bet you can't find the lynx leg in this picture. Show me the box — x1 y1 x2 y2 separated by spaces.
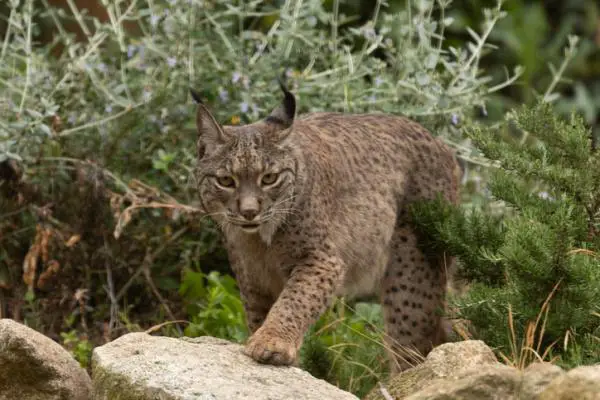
380 227 450 372
238 285 276 334
230 252 276 334
244 251 345 366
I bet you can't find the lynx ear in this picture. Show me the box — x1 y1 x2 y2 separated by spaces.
190 88 229 156
265 77 295 129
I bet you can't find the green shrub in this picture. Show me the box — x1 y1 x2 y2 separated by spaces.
411 101 600 367
180 269 248 343
61 329 94 369
301 300 387 398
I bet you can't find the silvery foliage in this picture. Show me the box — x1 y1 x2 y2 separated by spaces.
0 0 520 170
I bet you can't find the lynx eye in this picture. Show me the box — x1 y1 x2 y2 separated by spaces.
261 172 279 186
216 175 236 188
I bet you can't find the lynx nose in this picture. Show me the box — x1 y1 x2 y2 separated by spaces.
241 208 259 221
239 196 260 221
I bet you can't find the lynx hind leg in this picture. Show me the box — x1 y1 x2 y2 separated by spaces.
380 227 450 373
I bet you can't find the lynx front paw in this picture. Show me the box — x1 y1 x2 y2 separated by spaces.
243 327 297 366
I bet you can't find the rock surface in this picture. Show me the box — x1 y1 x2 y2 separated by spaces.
366 340 600 400
4 319 596 400
92 332 359 400
364 340 502 400
404 364 521 400
520 362 565 398
0 318 92 400
539 365 600 400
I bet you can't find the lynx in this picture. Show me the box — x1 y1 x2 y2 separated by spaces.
191 82 460 371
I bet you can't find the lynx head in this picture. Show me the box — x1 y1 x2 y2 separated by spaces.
192 82 300 243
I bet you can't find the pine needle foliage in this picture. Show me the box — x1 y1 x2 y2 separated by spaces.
411 101 600 366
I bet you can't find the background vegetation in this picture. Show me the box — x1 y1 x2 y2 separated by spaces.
0 0 599 397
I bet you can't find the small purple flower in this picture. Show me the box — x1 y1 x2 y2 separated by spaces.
232 71 241 83
105 105 113 113
374 76 384 87
142 89 152 102
150 14 160 27
451 114 459 126
285 68 293 78
127 44 136 59
240 102 249 113
307 16 317 27
218 88 229 103
363 27 376 40
97 63 107 73
167 57 177 67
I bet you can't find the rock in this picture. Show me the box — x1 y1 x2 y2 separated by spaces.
404 364 521 400
92 333 359 400
365 340 600 400
538 365 600 400
0 318 92 400
520 362 565 398
364 340 499 400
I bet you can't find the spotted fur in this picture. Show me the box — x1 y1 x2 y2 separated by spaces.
193 85 460 371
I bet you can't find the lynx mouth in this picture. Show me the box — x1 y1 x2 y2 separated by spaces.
238 223 261 233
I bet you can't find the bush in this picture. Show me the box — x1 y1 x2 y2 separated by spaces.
411 101 600 368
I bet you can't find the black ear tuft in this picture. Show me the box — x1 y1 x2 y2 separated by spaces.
266 75 296 128
190 87 204 104
277 76 296 121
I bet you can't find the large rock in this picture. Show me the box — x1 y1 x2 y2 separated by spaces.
402 362 567 400
364 340 500 400
520 362 565 398
92 333 359 400
539 365 600 400
404 364 521 400
0 318 92 400
366 340 600 400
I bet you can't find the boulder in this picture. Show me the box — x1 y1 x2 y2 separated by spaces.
539 365 600 400
364 340 499 400
404 364 521 400
520 362 565 398
92 332 359 400
365 340 599 400
0 318 92 400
